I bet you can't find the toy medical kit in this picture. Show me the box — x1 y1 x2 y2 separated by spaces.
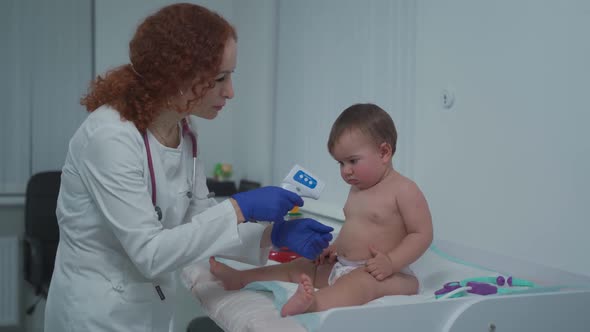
435 275 537 300
268 247 301 263
185 238 590 332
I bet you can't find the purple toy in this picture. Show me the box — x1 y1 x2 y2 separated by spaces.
466 282 498 295
435 275 536 299
435 282 461 296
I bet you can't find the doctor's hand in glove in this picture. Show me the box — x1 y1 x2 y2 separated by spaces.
231 186 303 222
271 219 334 260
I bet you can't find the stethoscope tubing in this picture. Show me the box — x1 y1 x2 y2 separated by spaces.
141 118 197 217
139 117 198 301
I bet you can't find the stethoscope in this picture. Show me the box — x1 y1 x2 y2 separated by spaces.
142 118 212 221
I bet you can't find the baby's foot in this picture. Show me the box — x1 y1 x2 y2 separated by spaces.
281 274 315 317
209 257 245 290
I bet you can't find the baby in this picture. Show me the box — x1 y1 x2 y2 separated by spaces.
210 103 433 316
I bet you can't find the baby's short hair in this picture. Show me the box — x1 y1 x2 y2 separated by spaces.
327 103 397 155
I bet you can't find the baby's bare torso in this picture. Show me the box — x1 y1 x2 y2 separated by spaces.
334 172 408 261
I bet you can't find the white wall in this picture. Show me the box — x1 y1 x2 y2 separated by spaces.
1 2 92 329
415 0 590 276
230 0 278 186
0 0 91 198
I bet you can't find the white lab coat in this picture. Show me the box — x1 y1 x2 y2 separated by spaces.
44 106 269 332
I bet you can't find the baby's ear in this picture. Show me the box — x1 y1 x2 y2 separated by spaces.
378 142 393 159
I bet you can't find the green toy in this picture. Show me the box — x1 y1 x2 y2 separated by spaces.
213 163 233 181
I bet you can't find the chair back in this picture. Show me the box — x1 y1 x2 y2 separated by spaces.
23 171 61 296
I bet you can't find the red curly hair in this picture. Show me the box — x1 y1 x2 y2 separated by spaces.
81 3 237 132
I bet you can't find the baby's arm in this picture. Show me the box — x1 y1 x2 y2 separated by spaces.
387 181 433 273
314 244 337 265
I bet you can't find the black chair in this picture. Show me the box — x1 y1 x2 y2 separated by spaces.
206 178 237 197
186 317 224 332
23 171 61 314
237 179 261 193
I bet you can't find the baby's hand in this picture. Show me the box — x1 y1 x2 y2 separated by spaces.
365 246 394 281
314 245 336 265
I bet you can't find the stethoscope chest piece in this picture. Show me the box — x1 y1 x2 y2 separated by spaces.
155 206 163 221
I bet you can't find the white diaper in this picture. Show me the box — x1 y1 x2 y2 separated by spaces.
327 256 416 286
327 256 366 286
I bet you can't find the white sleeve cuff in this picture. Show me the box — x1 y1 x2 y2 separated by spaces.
215 222 270 266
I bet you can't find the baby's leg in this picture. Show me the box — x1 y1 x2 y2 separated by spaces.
209 257 317 290
279 262 335 316
281 274 315 317
305 268 418 313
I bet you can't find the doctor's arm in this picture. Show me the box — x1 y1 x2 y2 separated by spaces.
185 158 333 261
184 156 304 225
80 127 330 279
229 186 334 259
79 127 255 278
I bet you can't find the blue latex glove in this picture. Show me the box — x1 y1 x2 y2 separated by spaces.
271 218 334 260
231 186 304 223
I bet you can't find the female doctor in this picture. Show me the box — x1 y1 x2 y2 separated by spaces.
44 3 333 332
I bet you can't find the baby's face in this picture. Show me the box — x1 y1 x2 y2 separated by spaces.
331 129 391 190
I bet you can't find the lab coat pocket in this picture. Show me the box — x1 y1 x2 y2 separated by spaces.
108 285 152 331
121 281 159 302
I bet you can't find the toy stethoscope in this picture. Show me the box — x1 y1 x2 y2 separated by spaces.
435 275 536 300
142 118 212 221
